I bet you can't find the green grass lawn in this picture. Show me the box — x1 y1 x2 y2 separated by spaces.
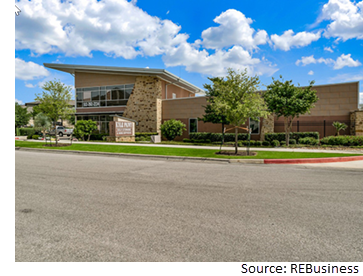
15 141 362 159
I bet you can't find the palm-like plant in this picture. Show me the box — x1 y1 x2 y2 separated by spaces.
34 113 52 140
332 121 347 136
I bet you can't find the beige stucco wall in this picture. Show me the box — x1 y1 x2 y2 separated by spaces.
303 82 358 117
160 80 195 99
75 72 136 87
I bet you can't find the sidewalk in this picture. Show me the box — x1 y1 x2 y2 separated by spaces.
26 139 363 154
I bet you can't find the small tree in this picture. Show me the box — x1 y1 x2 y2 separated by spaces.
74 120 98 141
35 80 74 145
15 102 31 133
34 113 52 140
212 69 270 154
264 76 318 146
160 119 186 141
333 121 347 136
200 77 230 135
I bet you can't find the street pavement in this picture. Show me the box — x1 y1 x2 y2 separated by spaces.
15 151 363 262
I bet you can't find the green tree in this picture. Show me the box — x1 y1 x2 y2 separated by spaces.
34 80 74 145
74 120 98 141
332 121 347 136
212 69 270 154
15 102 31 133
264 76 318 146
200 77 230 134
160 119 186 141
34 113 52 140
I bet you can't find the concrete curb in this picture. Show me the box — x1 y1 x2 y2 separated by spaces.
15 147 363 165
264 155 363 164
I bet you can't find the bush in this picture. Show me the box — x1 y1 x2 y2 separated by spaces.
190 132 249 143
265 132 319 143
262 141 270 146
19 127 36 139
299 137 319 145
160 119 186 141
254 141 262 147
183 138 192 143
320 136 363 146
289 139 296 145
280 141 286 146
89 133 109 141
135 132 159 140
271 140 280 147
32 135 39 140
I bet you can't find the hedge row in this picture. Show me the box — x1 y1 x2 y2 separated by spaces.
190 132 249 142
265 132 319 142
320 136 363 146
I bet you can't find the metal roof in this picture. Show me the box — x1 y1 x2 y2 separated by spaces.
43 63 204 94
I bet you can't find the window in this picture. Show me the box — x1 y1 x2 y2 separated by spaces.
189 118 198 133
249 118 260 134
76 84 134 108
172 93 176 99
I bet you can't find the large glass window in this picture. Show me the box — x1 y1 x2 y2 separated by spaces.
76 84 134 108
189 118 198 133
249 118 260 134
76 114 114 133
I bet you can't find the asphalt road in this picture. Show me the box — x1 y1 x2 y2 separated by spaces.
15 151 363 262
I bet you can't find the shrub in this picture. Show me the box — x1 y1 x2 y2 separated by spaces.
320 136 363 146
74 120 98 141
262 141 270 146
190 132 249 143
183 138 192 143
280 141 286 146
265 132 319 143
19 127 36 139
160 119 186 141
89 133 109 141
289 139 296 145
271 140 280 147
254 141 262 147
299 137 319 145
135 132 159 140
32 135 39 140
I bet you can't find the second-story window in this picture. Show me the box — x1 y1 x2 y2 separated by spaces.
76 84 134 108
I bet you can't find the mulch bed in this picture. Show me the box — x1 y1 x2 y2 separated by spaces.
43 143 72 147
216 151 257 156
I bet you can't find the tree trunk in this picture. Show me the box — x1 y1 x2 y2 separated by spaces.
284 116 294 146
235 127 238 154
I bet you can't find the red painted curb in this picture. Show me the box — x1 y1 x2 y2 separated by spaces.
264 155 363 164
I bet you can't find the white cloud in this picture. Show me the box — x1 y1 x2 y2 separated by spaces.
163 44 278 77
15 2 277 77
200 9 268 50
295 55 334 66
320 0 363 41
15 99 24 105
324 46 334 53
15 58 50 80
296 54 361 69
333 53 362 69
329 72 363 82
15 0 184 59
25 83 36 88
270 30 321 51
308 70 314 75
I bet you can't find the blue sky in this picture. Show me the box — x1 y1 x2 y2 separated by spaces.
15 0 363 105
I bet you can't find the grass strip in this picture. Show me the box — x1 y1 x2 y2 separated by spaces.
15 141 362 159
